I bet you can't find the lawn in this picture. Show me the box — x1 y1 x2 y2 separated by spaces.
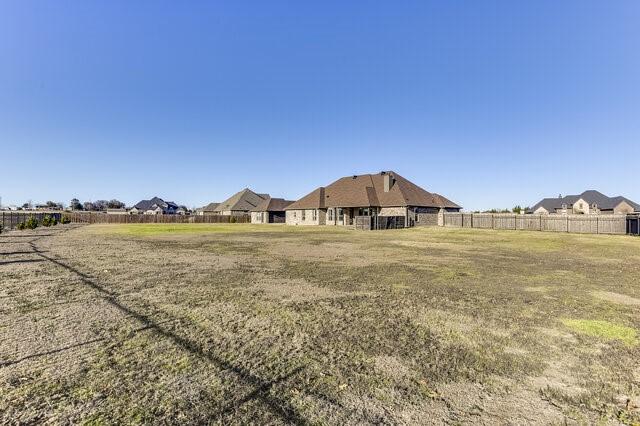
1 224 639 424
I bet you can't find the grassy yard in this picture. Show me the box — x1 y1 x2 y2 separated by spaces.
1 224 639 424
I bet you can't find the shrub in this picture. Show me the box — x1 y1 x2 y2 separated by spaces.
0 224 3 234
42 215 58 227
17 221 27 230
61 215 71 224
24 217 39 230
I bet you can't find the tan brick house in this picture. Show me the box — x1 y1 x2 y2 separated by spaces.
251 197 294 224
285 171 461 226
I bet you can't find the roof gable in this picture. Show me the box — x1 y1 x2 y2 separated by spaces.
201 202 220 212
251 197 294 212
215 188 269 212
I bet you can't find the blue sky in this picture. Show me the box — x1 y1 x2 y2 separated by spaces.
1 1 639 210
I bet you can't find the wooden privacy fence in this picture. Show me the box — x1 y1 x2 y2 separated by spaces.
443 213 627 235
66 212 250 224
415 213 439 227
1 211 63 230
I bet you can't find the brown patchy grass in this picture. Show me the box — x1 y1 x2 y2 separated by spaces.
1 224 639 424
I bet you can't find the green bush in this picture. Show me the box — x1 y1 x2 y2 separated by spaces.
61 215 71 224
17 221 26 230
24 217 39 230
229 216 237 223
41 215 58 227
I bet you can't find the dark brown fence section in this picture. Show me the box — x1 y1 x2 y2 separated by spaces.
355 216 406 230
444 213 628 235
628 215 640 235
1 211 63 230
66 212 250 224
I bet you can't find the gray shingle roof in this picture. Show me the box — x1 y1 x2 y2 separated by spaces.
214 188 269 213
200 202 220 212
530 190 639 212
133 196 178 211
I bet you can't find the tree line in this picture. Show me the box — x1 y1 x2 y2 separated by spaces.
472 205 531 214
13 198 126 211
69 198 126 211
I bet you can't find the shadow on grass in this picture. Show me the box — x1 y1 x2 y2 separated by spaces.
0 323 162 368
24 233 340 424
0 259 46 266
1 250 49 256
1 234 56 238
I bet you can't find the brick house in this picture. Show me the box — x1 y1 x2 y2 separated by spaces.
284 171 461 226
530 190 639 215
250 197 294 224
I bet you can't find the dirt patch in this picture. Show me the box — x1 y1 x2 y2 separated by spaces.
436 380 565 424
265 241 382 267
592 290 640 306
524 286 549 293
530 360 586 398
251 277 363 302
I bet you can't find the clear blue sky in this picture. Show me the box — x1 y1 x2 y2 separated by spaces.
1 1 639 210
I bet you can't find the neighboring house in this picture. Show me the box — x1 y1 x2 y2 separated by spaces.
529 190 640 215
130 196 180 215
213 188 269 216
284 171 461 226
196 202 220 216
251 197 294 224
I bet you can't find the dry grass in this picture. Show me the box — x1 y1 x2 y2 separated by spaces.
1 224 639 424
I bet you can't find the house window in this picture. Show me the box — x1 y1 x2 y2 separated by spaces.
337 208 344 221
302 210 306 220
328 208 333 221
312 209 317 221
293 211 297 218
